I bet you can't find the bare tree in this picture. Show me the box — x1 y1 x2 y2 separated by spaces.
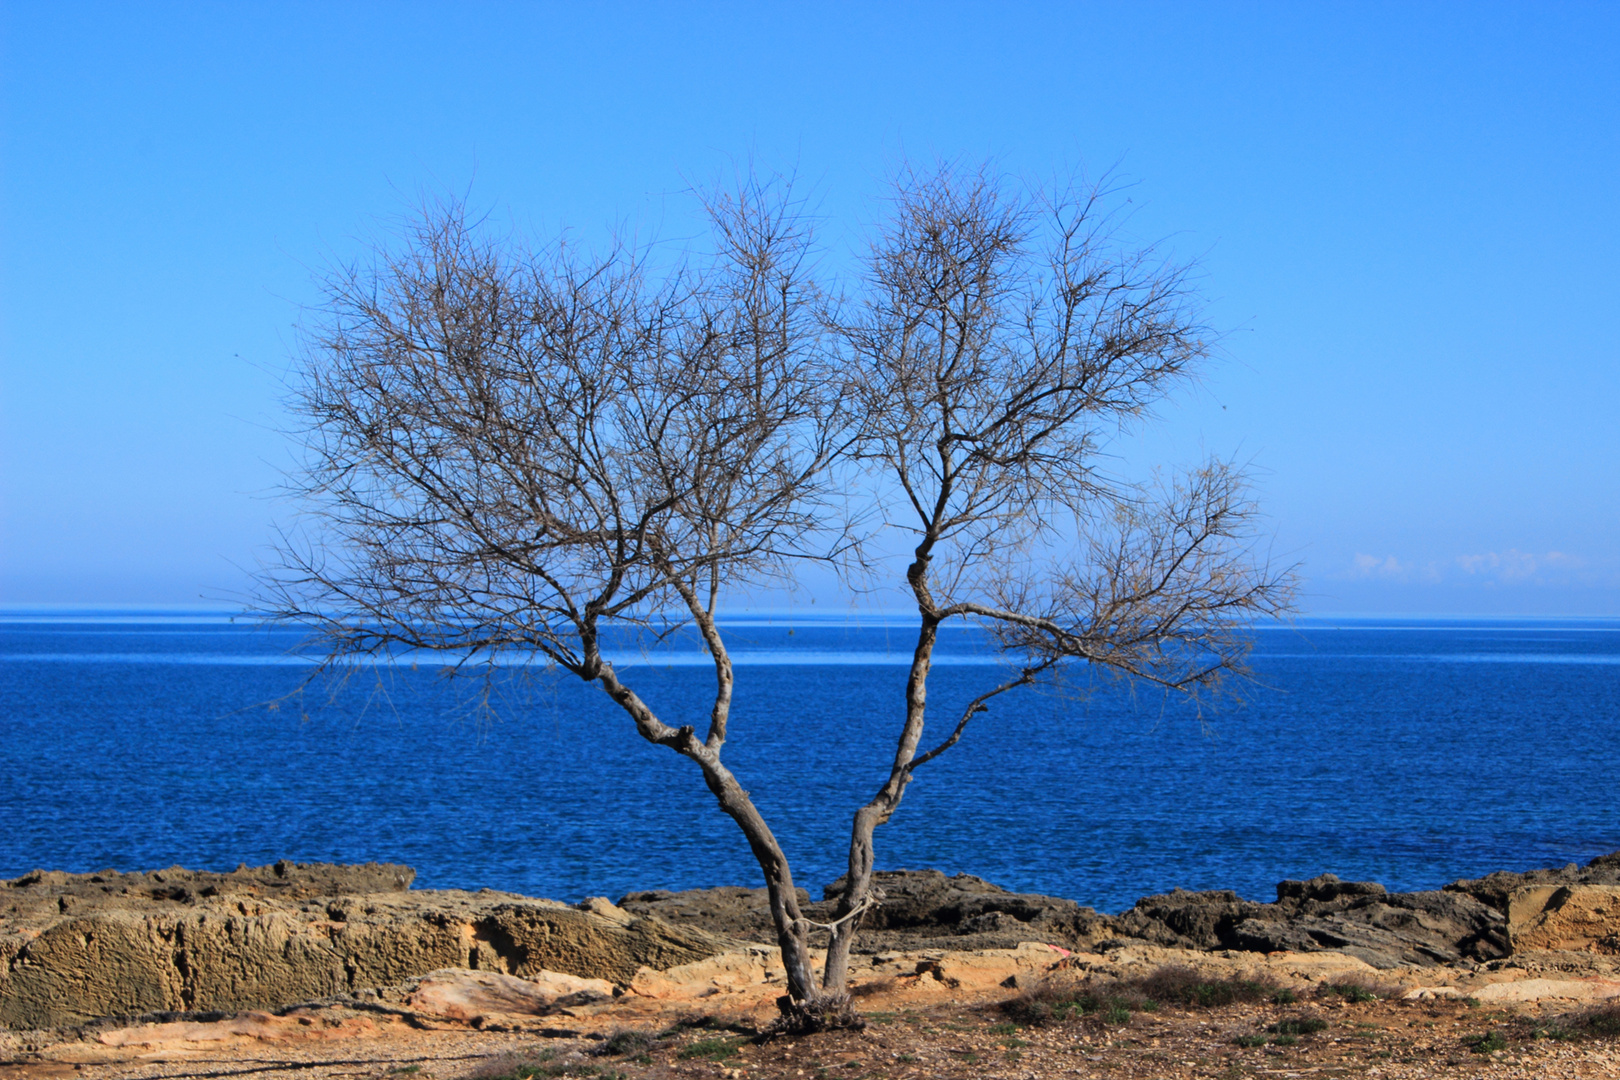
260 164 1295 1030
262 177 846 1012
816 163 1297 994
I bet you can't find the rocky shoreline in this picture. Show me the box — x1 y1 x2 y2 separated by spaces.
3 855 1619 1079
621 851 1620 968
4 852 1618 1030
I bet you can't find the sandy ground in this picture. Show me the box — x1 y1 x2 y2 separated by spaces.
4 996 1619 1080
5 944 1619 1080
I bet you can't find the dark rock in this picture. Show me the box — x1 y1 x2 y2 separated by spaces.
821 869 1084 932
1276 890 1506 969
1115 889 1274 950
1227 917 1321 954
620 871 1117 954
617 885 813 943
1 861 416 908
1277 873 1387 906
1111 876 1510 968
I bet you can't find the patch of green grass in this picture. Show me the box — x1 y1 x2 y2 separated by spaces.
1268 1018 1328 1036
1271 988 1297 1005
676 1036 749 1062
1471 1030 1507 1054
986 1022 1020 1035
1272 1034 1298 1047
1232 1034 1267 1048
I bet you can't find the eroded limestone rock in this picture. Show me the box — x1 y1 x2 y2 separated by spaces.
1509 885 1620 953
0 864 734 1029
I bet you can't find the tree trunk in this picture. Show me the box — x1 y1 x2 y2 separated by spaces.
593 656 824 1006
695 758 822 1005
821 602 939 993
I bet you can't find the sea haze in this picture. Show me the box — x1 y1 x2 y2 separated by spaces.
2 613 1616 914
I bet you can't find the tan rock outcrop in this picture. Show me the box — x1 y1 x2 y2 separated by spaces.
404 967 615 1020
1509 885 1620 953
0 865 735 1029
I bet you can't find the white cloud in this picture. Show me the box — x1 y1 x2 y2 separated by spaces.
1350 553 1409 579
1455 549 1589 583
1336 548 1605 589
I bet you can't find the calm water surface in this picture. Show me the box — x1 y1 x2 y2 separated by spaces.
2 613 1616 913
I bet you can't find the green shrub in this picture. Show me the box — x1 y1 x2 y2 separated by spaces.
1136 965 1279 1008
999 984 1139 1027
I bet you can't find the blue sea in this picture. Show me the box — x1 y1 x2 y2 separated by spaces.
2 612 1616 914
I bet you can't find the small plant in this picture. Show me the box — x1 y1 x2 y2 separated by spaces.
987 1022 1020 1035
1137 965 1280 1009
677 1036 749 1061
1471 1030 1508 1054
1524 1002 1620 1043
1272 1034 1298 1046
1272 988 1297 1005
593 1029 655 1057
470 1048 596 1080
1101 1002 1134 1025
1585 1002 1620 1038
1233 1034 1267 1048
1319 976 1402 1003
1268 1018 1328 1036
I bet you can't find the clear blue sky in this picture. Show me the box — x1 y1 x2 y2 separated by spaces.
2 2 1615 614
